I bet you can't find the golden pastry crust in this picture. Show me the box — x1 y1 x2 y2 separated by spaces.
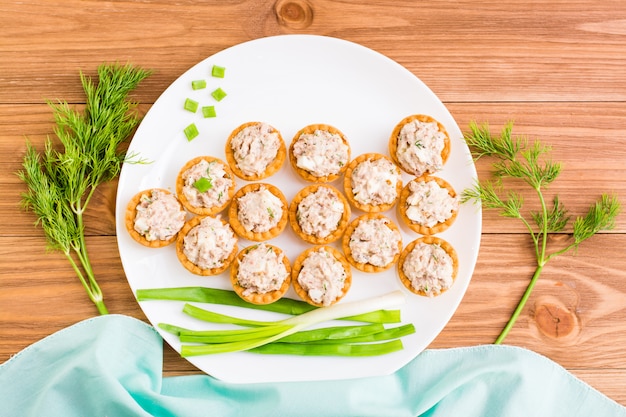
175 155 236 216
388 114 451 176
291 246 352 307
224 121 286 181
228 183 288 242
288 184 351 245
397 236 459 297
125 188 184 248
230 244 292 305
343 152 402 213
175 215 238 276
341 213 403 273
288 124 351 183
397 174 458 235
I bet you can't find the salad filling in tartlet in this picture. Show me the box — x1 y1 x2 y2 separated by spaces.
344 153 402 213
397 236 459 297
289 184 351 244
176 215 238 276
398 174 459 235
176 156 235 216
225 121 286 181
125 188 186 247
230 243 291 305
342 213 402 273
228 183 288 241
289 124 350 182
389 114 450 176
292 246 352 307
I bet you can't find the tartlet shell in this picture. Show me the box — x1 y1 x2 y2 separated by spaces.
230 244 292 305
175 155 236 216
291 246 353 307
125 188 184 248
228 183 289 242
175 215 238 276
224 121 286 181
388 114 451 176
341 213 403 273
397 236 459 297
397 174 458 235
289 123 351 183
288 184 351 245
343 152 402 213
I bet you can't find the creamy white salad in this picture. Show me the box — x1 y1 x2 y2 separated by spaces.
396 120 446 175
181 159 232 209
350 157 401 206
405 179 459 227
402 242 454 297
297 187 344 238
292 129 349 177
297 248 347 306
182 216 237 269
237 244 288 296
133 190 186 241
237 186 283 233
230 123 280 176
348 217 401 267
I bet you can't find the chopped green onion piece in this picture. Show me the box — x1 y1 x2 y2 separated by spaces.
184 98 199 113
211 65 225 78
136 287 400 323
202 105 216 118
183 123 199 141
211 87 227 102
191 80 207 90
193 177 212 192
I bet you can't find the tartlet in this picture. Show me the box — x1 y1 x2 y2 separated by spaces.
343 153 402 213
230 243 292 305
289 124 351 182
397 236 459 297
291 246 352 307
175 155 236 216
288 184 351 245
341 213 403 273
388 114 451 176
125 188 186 248
397 174 459 235
175 215 238 276
228 183 288 241
224 121 286 181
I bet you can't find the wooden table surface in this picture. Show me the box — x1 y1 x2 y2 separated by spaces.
2 0 626 406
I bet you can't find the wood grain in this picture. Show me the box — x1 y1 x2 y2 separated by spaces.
1 0 625 407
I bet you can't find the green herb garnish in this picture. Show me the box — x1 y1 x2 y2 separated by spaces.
211 87 227 102
191 79 206 90
17 63 151 315
184 98 198 113
211 65 225 78
184 123 199 141
193 177 213 193
462 121 621 344
202 105 216 118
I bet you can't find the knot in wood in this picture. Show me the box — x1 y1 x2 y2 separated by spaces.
274 0 314 29
534 302 577 339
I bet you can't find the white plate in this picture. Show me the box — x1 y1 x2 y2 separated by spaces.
115 34 481 384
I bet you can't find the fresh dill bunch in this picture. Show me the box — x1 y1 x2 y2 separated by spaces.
462 121 621 344
17 63 152 315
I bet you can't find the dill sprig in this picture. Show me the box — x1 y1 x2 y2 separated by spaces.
17 63 152 315
462 121 621 344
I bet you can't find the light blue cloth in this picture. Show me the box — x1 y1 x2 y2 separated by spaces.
1 314 624 417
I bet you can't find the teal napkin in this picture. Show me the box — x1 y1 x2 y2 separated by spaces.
1 315 624 417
